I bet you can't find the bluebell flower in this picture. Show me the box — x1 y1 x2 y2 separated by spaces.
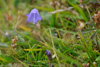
27 8 42 24
46 50 52 60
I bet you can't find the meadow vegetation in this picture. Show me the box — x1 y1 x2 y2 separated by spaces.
0 0 100 67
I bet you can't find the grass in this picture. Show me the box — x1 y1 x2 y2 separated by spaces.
0 0 100 67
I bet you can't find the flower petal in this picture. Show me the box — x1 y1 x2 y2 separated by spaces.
30 8 39 13
27 13 34 22
34 19 39 24
38 16 42 20
27 14 30 17
32 13 39 24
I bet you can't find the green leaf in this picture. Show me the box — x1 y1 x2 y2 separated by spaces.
96 56 100 61
0 57 8 62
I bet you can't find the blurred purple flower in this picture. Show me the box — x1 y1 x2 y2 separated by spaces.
50 63 54 67
46 50 52 60
27 8 42 24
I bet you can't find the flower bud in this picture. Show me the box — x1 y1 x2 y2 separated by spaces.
50 63 54 67
46 50 52 60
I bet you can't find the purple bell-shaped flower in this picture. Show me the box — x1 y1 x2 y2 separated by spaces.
27 8 42 24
